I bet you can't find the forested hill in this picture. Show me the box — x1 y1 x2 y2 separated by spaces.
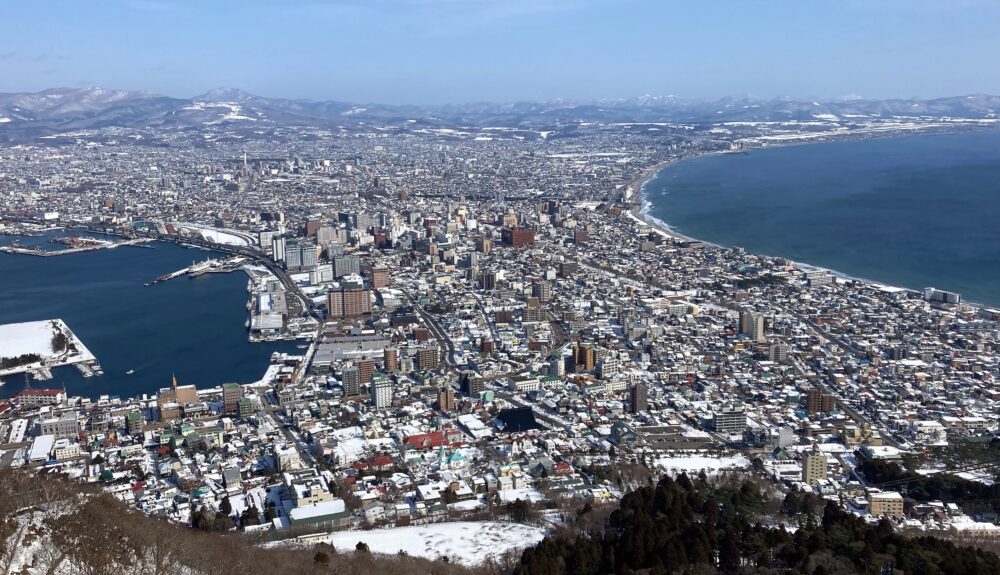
514 474 1000 575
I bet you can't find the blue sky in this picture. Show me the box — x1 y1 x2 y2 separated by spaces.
1 0 998 104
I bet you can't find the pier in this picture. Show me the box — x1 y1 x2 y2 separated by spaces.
0 237 152 257
144 255 248 286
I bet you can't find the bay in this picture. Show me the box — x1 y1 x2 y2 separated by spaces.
644 130 1000 306
0 234 299 399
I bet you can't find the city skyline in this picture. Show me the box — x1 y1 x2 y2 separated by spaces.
3 0 999 104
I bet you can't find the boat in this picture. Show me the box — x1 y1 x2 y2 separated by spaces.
126 369 135 375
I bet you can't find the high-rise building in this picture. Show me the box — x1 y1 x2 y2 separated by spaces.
480 271 497 291
596 356 620 379
222 383 242 415
333 255 361 278
126 411 144 434
317 225 337 245
802 450 828 485
309 264 334 285
714 405 747 434
532 281 553 303
549 355 565 377
271 236 286 262
629 382 648 414
464 252 481 270
475 237 492 254
355 358 375 386
739 308 766 342
806 387 836 414
352 212 372 231
768 342 790 363
285 239 302 269
558 261 578 277
383 347 399 372
305 219 323 238
327 287 372 318
460 372 485 397
924 287 961 305
501 227 534 247
300 244 318 269
341 365 361 396
237 397 253 419
479 339 496 354
417 346 439 370
371 377 392 409
523 307 545 322
573 344 596 372
437 386 456 411
371 267 390 289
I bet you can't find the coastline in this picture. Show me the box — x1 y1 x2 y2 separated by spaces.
625 130 1000 310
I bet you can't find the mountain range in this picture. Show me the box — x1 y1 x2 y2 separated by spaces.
1 86 998 141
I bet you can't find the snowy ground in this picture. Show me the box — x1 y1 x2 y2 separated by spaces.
499 487 544 503
0 319 97 376
653 454 751 476
170 222 253 246
323 521 546 565
917 465 996 486
0 320 57 359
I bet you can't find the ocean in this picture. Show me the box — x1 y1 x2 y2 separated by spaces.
0 234 299 399
643 130 1000 307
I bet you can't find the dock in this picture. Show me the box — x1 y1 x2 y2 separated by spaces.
0 237 152 257
146 256 247 286
146 267 190 286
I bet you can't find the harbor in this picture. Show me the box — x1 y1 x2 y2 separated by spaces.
0 237 301 399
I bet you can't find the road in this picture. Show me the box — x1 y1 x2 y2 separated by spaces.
401 288 458 371
260 391 316 466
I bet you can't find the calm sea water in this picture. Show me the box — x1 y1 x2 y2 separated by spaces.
0 234 298 399
645 130 1000 306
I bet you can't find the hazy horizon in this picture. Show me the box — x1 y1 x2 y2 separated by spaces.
2 0 999 105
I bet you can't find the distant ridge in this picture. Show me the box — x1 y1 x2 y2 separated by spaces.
0 86 997 141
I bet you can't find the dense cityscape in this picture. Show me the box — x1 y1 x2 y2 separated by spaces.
2 89 1000 573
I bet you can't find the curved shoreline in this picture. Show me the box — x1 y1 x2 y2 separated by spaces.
626 132 1000 309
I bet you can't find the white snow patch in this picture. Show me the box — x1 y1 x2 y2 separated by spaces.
0 321 57 359
323 521 546 565
653 454 751 476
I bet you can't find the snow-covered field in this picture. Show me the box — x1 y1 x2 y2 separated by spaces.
324 521 546 565
194 227 252 246
0 319 97 376
0 320 57 359
653 454 751 476
170 223 253 246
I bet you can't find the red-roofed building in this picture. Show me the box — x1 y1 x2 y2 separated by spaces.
404 431 450 450
14 388 66 407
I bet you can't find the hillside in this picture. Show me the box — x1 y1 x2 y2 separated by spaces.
0 470 483 575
